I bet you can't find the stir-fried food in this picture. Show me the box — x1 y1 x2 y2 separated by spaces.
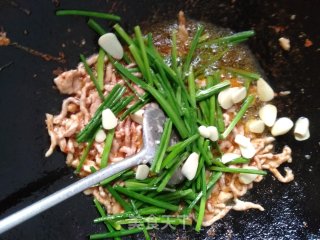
46 11 310 239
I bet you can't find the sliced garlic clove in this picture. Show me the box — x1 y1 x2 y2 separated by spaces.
259 104 277 127
271 117 294 136
239 143 256 159
294 117 310 141
181 152 199 181
221 153 241 164
135 164 150 180
98 33 124 60
257 78 274 102
247 119 265 134
279 37 291 51
95 129 107 143
234 134 251 148
231 87 247 104
207 126 219 141
102 108 118 130
130 109 144 125
198 125 210 138
218 88 234 109
238 166 259 184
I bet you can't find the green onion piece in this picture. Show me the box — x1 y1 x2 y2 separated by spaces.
221 95 254 139
106 185 132 211
226 157 250 165
115 216 192 226
90 227 148 240
210 166 267 175
183 25 204 76
56 10 121 21
75 137 95 173
223 66 260 80
161 134 199 169
195 80 230 101
100 129 115 168
96 48 105 91
114 186 179 211
151 119 173 173
87 18 107 35
80 54 104 100
195 167 206 231
113 24 134 45
93 199 121 239
90 166 97 173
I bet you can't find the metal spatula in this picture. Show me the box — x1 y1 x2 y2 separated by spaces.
0 105 166 234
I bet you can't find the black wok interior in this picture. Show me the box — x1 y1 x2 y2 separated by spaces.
0 0 319 239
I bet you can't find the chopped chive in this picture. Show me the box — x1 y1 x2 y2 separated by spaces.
93 199 121 239
56 10 121 21
87 18 107 35
226 157 250 165
114 186 179 211
130 200 151 240
157 155 185 192
90 227 148 240
128 44 147 77
96 48 105 91
200 30 255 47
199 32 210 43
215 97 225 133
76 85 126 142
161 134 199 169
171 31 178 74
90 166 97 173
134 26 152 84
120 93 150 120
100 129 115 168
195 80 230 101
80 54 104 100
222 95 254 139
106 185 132 211
183 25 204 76
210 166 267 175
94 207 166 223
223 66 261 80
195 167 206 231
183 171 222 215
199 101 210 124
151 119 173 173
75 137 95 173
157 189 195 201
115 216 192 226
113 24 134 45
187 67 196 108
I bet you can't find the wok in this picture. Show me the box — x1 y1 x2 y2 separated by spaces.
0 0 319 239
